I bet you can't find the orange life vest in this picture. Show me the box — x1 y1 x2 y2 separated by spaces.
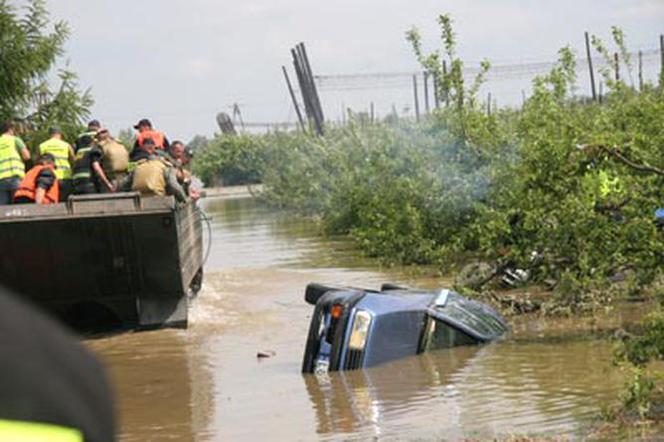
136 130 166 149
13 165 60 204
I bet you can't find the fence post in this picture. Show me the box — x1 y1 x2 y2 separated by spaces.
423 71 430 114
584 32 597 101
442 60 449 107
660 34 664 85
638 51 643 91
412 74 420 121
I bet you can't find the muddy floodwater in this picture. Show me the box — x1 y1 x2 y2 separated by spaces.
88 197 635 441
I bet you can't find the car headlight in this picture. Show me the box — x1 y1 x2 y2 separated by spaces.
348 310 372 350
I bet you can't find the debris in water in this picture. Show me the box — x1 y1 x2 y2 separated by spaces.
257 350 276 359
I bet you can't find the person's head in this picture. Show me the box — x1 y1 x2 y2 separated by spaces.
1 121 16 135
87 120 101 132
133 118 152 133
142 138 156 154
38 153 56 167
96 128 111 142
49 127 63 139
169 141 185 161
76 134 94 151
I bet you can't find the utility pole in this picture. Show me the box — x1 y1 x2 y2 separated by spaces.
585 31 597 101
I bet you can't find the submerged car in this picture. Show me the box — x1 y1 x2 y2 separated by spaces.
302 283 508 373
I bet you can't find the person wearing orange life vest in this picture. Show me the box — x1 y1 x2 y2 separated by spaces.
0 121 31 205
132 118 169 151
13 154 60 205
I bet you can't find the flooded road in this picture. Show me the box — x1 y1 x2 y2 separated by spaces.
88 197 630 441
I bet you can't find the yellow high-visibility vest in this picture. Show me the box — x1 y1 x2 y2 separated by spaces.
0 134 25 180
39 138 72 179
0 419 83 442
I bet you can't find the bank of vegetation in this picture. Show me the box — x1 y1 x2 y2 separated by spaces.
196 18 663 310
193 16 664 422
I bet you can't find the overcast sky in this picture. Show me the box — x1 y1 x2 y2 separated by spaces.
39 0 664 141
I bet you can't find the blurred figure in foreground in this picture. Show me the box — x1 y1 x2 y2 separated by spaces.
0 286 116 441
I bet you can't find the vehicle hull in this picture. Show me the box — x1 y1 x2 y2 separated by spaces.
0 193 203 331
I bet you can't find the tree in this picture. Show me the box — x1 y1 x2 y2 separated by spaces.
0 0 92 144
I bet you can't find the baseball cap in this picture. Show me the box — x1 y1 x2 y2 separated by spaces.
133 118 152 130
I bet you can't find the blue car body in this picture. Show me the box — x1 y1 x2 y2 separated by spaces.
302 284 508 373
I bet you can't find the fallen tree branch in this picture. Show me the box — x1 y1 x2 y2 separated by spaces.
579 144 664 176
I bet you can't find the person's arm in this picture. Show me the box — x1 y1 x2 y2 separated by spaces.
90 147 114 191
164 167 187 202
92 161 114 192
15 137 30 162
34 187 46 204
67 144 76 165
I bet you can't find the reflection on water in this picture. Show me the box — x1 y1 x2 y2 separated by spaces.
305 340 621 441
89 197 628 441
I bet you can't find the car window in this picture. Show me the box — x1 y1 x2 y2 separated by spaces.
425 319 477 350
440 295 507 337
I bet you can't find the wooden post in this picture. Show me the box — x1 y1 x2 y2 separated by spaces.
282 66 306 132
412 74 420 121
614 52 620 82
638 51 643 91
370 102 375 123
486 93 491 116
423 72 430 114
585 32 597 101
521 89 526 106
599 81 603 104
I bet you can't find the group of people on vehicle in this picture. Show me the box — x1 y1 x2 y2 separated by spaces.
0 118 199 205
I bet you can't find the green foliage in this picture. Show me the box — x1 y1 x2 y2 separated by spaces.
116 128 135 150
0 0 92 145
196 18 663 314
192 134 263 186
